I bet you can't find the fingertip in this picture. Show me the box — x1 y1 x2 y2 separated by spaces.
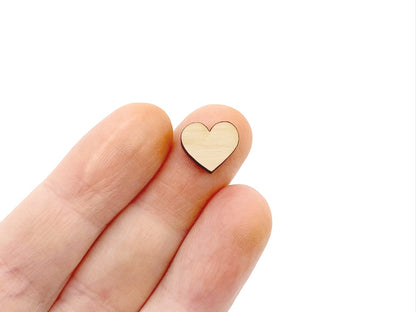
114 103 173 158
118 102 173 138
213 184 272 253
141 183 272 312
44 102 174 226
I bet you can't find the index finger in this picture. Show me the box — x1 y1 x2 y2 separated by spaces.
0 103 172 311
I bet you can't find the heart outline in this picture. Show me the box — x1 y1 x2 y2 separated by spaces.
180 121 239 173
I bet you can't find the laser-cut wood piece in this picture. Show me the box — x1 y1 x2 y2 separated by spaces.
181 121 239 173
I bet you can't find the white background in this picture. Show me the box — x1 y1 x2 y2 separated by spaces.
0 1 414 311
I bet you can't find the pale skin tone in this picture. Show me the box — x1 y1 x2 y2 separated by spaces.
0 104 272 312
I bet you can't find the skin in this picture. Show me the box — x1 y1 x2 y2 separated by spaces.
0 104 272 312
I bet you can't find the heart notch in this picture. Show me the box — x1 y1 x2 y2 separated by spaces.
181 121 239 173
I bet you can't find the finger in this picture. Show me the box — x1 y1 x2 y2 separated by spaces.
141 185 272 312
50 105 252 312
0 103 172 311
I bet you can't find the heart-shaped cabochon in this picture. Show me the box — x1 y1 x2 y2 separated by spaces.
181 121 239 173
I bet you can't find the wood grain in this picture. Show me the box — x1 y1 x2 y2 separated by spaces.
181 121 239 173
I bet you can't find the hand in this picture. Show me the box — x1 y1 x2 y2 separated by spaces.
0 104 272 312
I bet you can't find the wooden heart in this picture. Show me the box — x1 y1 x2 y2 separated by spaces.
181 121 239 173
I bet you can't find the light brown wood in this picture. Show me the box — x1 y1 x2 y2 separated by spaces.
181 121 239 173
